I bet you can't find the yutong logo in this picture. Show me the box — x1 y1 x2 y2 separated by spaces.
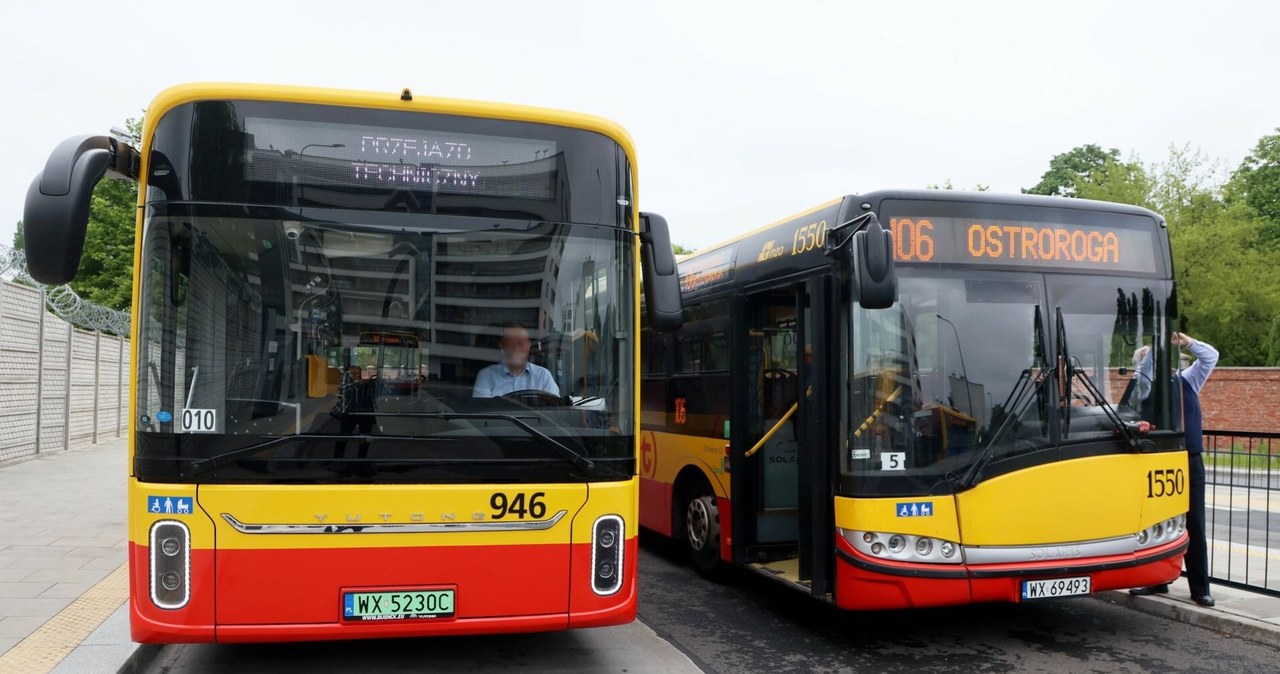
313 512 487 523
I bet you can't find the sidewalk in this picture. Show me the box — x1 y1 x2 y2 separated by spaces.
0 438 131 673
1102 582 1280 650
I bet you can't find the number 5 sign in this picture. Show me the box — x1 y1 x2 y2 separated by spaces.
881 452 906 471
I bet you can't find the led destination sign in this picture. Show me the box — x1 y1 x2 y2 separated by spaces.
243 117 559 199
887 215 1160 274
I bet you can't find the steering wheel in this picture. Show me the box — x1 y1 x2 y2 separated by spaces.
502 389 565 408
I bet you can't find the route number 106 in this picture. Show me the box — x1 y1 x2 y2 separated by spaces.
888 218 935 261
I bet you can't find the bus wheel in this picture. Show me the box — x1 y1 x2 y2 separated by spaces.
684 492 721 576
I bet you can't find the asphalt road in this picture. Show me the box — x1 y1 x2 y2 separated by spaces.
141 535 1280 673
635 533 1279 674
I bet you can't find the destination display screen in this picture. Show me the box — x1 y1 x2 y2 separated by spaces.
243 116 559 200
882 205 1162 274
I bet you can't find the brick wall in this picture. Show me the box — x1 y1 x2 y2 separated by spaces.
1198 368 1280 433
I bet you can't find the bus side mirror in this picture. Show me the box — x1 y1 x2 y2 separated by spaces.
23 134 139 285
850 214 897 309
639 212 683 332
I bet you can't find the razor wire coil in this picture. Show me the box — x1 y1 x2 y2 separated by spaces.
0 242 131 335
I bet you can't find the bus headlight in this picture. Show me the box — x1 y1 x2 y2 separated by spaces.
840 529 963 564
916 537 933 556
591 515 624 596
149 520 190 609
1134 513 1188 551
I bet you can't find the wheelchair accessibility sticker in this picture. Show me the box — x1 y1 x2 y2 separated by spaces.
896 501 933 517
148 496 193 515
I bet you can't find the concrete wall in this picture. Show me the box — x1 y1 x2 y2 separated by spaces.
0 280 128 462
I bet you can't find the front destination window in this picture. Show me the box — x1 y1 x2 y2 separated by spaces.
133 100 636 484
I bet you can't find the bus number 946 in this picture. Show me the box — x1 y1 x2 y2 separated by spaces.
490 492 547 519
1146 469 1185 498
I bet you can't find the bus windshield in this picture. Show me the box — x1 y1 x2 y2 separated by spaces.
839 269 1178 497
135 208 634 484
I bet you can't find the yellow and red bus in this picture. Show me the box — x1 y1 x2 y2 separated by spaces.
23 83 681 642
640 190 1189 609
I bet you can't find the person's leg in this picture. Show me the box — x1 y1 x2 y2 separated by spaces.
1185 453 1211 599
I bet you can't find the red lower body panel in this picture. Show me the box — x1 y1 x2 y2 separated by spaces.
834 536 1186 611
639 478 672 536
129 538 636 643
718 497 732 563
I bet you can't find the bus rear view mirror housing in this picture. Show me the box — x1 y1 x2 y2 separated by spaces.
849 214 897 309
23 134 139 285
639 212 684 332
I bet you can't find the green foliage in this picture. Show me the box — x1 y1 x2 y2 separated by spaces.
66 116 143 311
1267 315 1280 367
1023 144 1121 197
672 243 695 255
12 222 22 249
1228 129 1280 244
1073 145 1280 366
925 179 989 191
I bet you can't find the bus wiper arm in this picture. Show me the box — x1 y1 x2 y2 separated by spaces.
959 368 1047 488
187 433 436 477
353 412 595 471
1054 308 1155 452
959 305 1049 489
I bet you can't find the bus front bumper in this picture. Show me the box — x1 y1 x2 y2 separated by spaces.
833 536 1187 611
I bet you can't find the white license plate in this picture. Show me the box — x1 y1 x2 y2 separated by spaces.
1021 576 1091 600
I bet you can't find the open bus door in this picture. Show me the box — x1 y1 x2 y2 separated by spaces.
731 275 834 599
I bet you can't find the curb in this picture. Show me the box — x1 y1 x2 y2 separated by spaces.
116 644 163 674
1099 590 1280 650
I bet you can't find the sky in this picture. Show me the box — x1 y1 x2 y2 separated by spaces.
2 0 1278 250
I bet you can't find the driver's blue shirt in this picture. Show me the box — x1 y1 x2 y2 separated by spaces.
472 362 560 397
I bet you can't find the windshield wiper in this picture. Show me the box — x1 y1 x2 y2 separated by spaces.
959 305 1049 488
187 433 437 477
188 412 596 476
353 412 595 471
1055 308 1155 452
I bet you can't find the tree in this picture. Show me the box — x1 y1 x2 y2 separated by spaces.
1074 146 1280 366
672 243 695 255
1023 144 1121 197
11 222 22 249
66 117 142 311
1227 129 1280 244
925 179 989 191
1267 315 1280 367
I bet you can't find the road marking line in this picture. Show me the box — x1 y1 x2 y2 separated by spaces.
1210 538 1280 560
0 562 128 674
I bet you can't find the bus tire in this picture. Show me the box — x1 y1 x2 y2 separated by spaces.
682 491 721 577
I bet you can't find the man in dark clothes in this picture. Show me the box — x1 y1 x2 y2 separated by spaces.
1130 332 1219 607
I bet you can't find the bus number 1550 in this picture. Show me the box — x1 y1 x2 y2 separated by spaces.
1146 469 1185 498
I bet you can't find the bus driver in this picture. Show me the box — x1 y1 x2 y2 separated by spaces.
473 324 561 397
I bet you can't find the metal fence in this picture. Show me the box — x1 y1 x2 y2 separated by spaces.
1203 430 1280 597
0 242 131 463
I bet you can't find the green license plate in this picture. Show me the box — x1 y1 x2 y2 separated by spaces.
342 590 455 621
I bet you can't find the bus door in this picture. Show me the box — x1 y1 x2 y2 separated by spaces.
732 282 804 557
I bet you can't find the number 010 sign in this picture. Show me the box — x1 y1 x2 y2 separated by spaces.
180 409 217 433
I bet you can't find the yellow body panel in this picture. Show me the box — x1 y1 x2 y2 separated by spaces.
835 494 961 542
956 452 1188 545
645 430 729 499
129 479 638 549
838 453 1189 546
